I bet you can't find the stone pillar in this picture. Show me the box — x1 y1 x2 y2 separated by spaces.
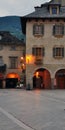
26 76 33 90
51 78 54 89
26 65 33 90
51 78 57 89
2 79 6 89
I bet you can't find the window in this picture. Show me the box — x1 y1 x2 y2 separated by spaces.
32 47 44 64
33 24 44 36
0 56 3 66
0 45 3 50
10 45 16 51
52 7 57 14
53 47 64 58
32 47 45 56
53 24 64 36
9 57 18 69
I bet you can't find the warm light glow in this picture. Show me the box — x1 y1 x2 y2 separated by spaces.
36 72 39 78
22 63 25 69
26 55 34 64
6 73 20 80
27 57 29 63
21 57 23 60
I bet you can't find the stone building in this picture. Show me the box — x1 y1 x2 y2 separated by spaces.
0 31 25 88
21 0 65 89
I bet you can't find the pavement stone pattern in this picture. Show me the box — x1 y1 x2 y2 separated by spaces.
0 89 65 130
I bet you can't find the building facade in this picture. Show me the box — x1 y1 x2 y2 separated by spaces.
0 31 25 88
21 0 65 89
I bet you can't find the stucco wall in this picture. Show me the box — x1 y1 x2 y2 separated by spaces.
26 20 65 89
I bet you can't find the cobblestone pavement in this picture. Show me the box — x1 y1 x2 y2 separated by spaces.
0 89 65 130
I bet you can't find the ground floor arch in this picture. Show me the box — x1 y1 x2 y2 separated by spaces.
33 68 51 89
6 72 20 88
55 69 65 89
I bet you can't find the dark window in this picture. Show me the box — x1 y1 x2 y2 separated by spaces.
9 57 18 69
0 45 3 50
32 47 45 56
33 25 44 36
10 45 16 51
0 56 3 65
52 7 57 14
53 47 64 58
53 24 64 36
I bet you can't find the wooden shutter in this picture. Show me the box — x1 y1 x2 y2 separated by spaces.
41 25 44 35
62 25 64 35
62 48 64 57
42 47 45 56
33 25 35 35
53 48 55 57
32 47 36 56
53 25 55 35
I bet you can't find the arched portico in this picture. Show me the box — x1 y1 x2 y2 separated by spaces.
33 68 51 89
55 69 65 89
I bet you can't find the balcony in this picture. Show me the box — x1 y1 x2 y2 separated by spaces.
34 56 43 65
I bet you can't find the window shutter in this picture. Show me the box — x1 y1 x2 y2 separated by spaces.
53 25 55 35
62 48 64 57
33 25 35 35
53 48 55 57
42 47 45 56
42 25 44 35
32 47 36 56
62 25 64 35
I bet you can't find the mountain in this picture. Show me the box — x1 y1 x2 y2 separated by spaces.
0 16 25 41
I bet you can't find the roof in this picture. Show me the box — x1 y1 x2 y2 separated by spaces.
21 0 65 34
0 31 25 46
22 0 65 19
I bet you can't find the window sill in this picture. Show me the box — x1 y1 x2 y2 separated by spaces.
33 34 43 37
54 56 64 59
53 35 64 38
9 68 17 69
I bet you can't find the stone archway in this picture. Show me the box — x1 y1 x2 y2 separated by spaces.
55 69 65 89
6 72 20 88
33 68 51 89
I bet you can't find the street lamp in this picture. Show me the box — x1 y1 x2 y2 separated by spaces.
20 57 25 73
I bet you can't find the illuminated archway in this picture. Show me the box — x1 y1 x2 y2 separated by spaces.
33 68 51 89
6 72 20 88
55 69 65 89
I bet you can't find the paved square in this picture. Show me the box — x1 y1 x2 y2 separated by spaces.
0 89 65 130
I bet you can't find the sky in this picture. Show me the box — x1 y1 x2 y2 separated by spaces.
0 0 50 17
